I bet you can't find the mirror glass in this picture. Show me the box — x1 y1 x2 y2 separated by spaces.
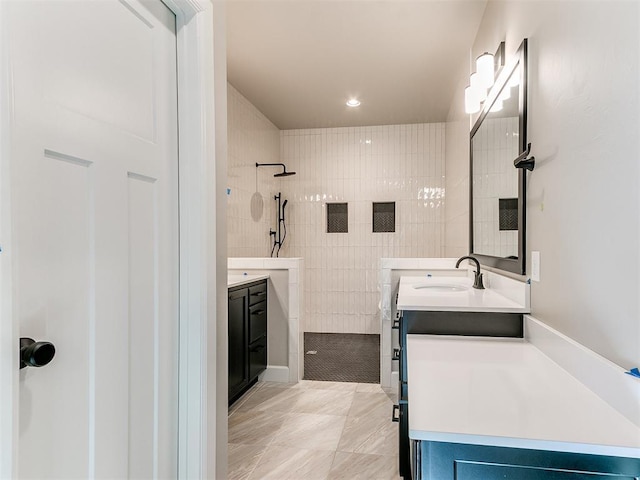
470 39 527 274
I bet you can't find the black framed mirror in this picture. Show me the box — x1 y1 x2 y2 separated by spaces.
470 38 528 275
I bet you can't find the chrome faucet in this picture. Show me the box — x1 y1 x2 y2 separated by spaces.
455 256 484 289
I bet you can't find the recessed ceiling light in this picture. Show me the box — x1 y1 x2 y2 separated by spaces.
346 99 361 107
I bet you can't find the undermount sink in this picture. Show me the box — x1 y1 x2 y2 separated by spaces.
412 284 470 293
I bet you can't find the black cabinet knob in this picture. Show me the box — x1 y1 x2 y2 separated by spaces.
20 337 55 369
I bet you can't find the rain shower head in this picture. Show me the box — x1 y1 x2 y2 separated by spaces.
256 162 296 177
274 170 296 177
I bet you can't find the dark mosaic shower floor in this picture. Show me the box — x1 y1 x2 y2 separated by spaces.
303 333 380 383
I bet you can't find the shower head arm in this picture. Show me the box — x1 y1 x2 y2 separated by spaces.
256 162 286 168
256 162 296 177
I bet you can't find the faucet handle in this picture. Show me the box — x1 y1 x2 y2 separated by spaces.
473 272 485 290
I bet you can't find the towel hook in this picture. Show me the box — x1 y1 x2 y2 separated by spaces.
513 142 535 171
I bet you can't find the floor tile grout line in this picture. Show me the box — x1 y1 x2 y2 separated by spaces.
237 399 286 480
323 450 338 480
243 437 269 480
331 398 352 463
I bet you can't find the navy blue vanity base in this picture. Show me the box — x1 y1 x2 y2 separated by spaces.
414 441 640 479
397 310 523 478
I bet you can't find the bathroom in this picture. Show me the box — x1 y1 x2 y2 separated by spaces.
225 0 639 478
2 0 637 479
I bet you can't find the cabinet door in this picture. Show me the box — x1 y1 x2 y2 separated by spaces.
417 442 640 479
228 288 248 401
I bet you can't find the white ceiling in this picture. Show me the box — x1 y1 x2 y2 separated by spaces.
226 0 488 130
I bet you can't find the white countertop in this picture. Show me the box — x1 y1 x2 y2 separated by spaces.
407 335 640 458
397 276 529 313
227 273 270 288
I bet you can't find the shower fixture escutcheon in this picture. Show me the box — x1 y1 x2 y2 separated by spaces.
256 162 296 177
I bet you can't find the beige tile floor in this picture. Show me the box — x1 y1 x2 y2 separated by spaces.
228 380 401 480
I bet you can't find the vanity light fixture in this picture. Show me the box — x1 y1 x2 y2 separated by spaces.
346 99 361 107
464 42 505 114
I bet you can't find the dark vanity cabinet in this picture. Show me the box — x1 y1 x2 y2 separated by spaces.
395 309 524 479
228 279 267 405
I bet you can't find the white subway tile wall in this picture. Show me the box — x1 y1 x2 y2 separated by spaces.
278 125 446 334
444 119 470 258
227 84 281 257
472 116 519 258
227 89 447 334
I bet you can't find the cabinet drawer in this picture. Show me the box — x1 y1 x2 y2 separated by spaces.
249 282 267 306
249 302 267 343
248 336 267 381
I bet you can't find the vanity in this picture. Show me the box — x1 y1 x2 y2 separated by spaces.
228 274 269 404
395 271 531 478
395 273 640 479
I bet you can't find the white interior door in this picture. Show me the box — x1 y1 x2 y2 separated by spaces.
7 0 179 477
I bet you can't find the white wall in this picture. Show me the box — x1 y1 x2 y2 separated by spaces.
279 125 446 334
227 84 280 257
446 0 640 368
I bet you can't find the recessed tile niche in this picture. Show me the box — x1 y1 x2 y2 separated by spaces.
373 202 396 233
327 203 348 233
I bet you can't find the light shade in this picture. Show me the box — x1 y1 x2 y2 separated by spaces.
470 72 487 102
476 52 495 89
346 99 361 107
465 85 480 114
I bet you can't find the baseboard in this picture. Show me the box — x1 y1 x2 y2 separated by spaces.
259 365 290 383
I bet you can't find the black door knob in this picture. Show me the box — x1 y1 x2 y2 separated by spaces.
20 337 55 369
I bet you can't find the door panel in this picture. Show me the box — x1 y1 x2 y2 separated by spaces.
128 174 158 479
17 152 93 478
12 0 157 141
8 0 179 478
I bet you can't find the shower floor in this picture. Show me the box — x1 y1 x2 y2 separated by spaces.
303 333 380 384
